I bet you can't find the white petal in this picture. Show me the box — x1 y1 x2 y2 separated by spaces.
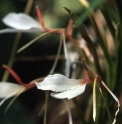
35 74 83 92
0 92 19 106
51 84 86 99
0 28 42 34
2 12 43 30
0 82 24 98
0 95 13 106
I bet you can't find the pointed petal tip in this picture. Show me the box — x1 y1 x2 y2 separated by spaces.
93 115 96 122
51 84 86 99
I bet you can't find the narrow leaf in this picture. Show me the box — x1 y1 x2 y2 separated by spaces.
64 7 88 38
101 81 120 124
93 76 97 121
78 0 105 23
64 7 103 77
99 86 112 123
78 0 89 8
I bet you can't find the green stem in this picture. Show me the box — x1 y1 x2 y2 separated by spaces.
72 98 87 124
49 34 62 74
44 91 49 124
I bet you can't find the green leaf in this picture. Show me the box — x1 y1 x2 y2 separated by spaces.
79 0 106 22
64 7 88 38
64 7 103 77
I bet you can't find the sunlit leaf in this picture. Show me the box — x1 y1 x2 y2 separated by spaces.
93 76 97 121
79 0 105 22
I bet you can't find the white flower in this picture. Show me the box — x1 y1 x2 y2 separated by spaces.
0 82 26 106
0 12 44 34
35 74 88 99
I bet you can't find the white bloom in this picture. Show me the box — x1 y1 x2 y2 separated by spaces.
0 82 26 106
0 12 44 34
35 74 87 99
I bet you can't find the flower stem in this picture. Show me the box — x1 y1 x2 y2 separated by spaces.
43 91 49 124
72 98 87 124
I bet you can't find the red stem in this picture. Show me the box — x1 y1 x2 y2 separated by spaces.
36 6 51 32
67 19 73 36
36 6 64 34
3 65 36 88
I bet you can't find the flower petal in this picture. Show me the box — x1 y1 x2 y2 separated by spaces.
0 82 24 98
35 74 83 92
2 12 43 30
0 95 13 106
0 28 42 34
51 84 86 99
